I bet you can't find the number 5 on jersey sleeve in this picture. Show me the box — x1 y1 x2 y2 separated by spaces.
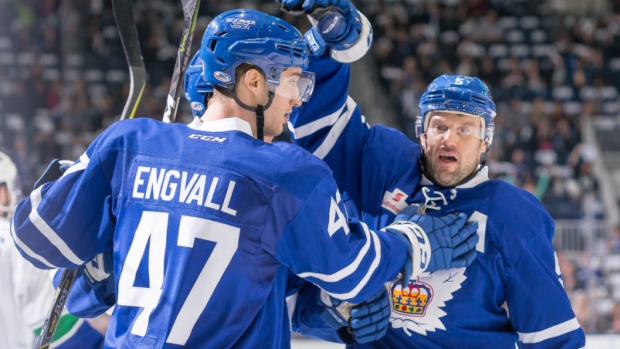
117 211 240 345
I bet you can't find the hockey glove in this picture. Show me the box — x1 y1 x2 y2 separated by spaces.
79 250 113 290
348 287 390 343
319 287 390 343
33 158 74 189
391 206 479 274
278 0 372 62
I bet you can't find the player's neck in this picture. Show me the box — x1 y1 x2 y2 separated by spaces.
201 100 255 127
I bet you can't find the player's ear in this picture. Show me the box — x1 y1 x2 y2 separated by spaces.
244 68 262 89
420 134 428 150
480 141 489 154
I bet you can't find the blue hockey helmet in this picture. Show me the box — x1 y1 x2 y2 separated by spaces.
198 9 314 103
184 53 212 118
416 75 496 144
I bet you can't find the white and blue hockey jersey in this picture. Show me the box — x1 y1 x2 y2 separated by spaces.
288 55 586 348
10 116 411 348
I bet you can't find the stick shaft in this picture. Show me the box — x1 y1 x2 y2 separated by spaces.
33 269 79 349
163 0 202 123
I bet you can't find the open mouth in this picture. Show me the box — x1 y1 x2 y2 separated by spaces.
439 154 457 163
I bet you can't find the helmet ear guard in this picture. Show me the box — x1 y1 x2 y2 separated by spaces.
485 124 494 146
184 54 213 118
415 115 423 139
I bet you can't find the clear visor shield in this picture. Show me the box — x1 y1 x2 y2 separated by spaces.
419 112 488 141
266 66 315 103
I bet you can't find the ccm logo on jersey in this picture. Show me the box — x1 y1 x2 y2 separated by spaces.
381 188 409 214
189 134 227 143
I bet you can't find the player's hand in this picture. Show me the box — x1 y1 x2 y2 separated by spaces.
276 0 305 14
348 287 390 343
394 206 479 273
318 288 353 330
310 1 361 51
33 159 75 189
279 0 362 49
79 250 113 290
318 287 389 343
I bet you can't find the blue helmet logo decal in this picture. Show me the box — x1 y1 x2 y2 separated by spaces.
191 102 204 111
214 71 231 83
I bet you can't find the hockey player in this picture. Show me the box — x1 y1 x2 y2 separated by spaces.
10 9 479 348
0 151 105 348
275 0 587 347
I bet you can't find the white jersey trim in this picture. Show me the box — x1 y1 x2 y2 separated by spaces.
288 96 356 160
289 98 347 139
26 154 91 266
329 12 373 64
297 222 379 300
10 217 55 268
188 116 253 137
517 317 581 343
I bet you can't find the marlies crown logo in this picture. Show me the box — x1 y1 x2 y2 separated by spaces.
392 280 433 316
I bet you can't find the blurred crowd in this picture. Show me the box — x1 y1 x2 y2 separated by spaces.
367 0 620 222
1 0 620 334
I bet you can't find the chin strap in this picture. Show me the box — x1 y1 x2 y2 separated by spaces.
228 84 275 141
480 147 489 166
256 104 264 141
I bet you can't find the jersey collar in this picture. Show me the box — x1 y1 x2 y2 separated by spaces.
188 117 254 137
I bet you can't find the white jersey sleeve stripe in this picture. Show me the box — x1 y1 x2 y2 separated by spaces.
298 224 381 282
288 96 356 160
9 218 56 268
29 186 85 265
327 227 382 300
63 152 90 176
312 97 356 160
289 98 347 139
517 317 581 343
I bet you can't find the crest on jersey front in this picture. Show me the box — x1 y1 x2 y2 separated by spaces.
392 280 433 316
381 188 408 214
389 268 467 336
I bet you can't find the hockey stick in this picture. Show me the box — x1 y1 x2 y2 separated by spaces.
162 0 202 123
33 1 145 348
113 0 147 121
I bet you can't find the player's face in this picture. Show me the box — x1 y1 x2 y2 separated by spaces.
264 67 304 140
0 184 6 204
421 111 488 187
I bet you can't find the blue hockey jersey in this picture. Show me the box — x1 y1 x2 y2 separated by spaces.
10 117 411 348
288 55 586 348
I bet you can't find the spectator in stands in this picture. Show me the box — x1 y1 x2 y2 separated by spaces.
608 224 620 252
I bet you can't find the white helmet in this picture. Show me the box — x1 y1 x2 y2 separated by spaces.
0 151 18 216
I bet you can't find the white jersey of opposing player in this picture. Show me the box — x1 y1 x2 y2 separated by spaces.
0 216 45 348
1 212 104 349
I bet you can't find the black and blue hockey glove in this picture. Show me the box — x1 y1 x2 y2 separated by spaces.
319 287 390 343
388 206 479 276
78 250 115 309
278 0 372 62
79 250 113 290
383 207 479 284
33 159 74 189
347 287 390 343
